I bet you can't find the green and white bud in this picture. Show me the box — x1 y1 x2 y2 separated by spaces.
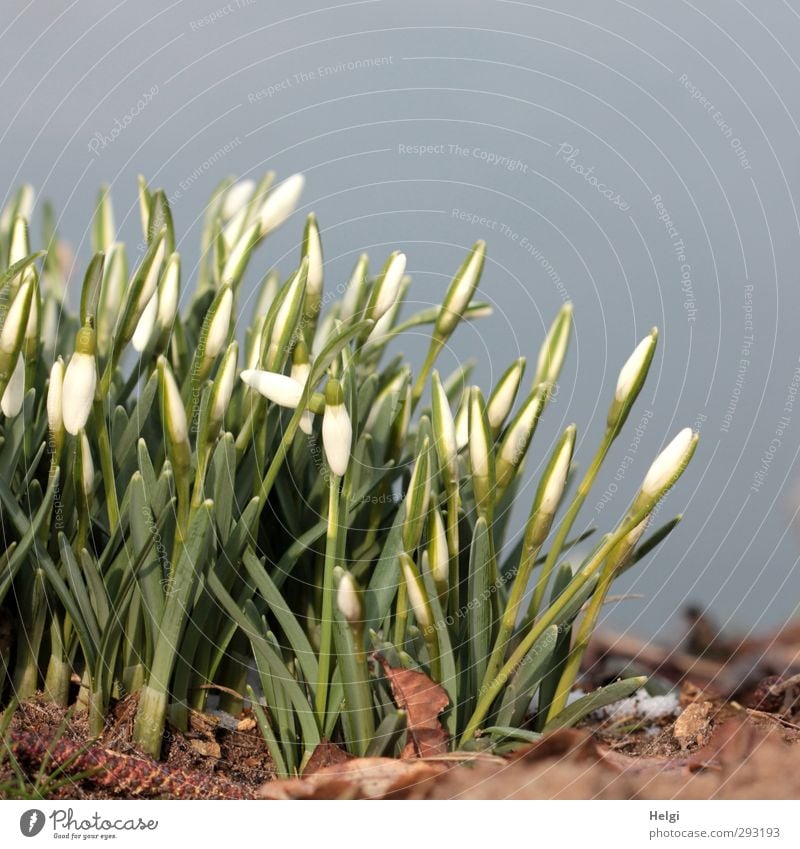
454 391 469 451
156 253 180 333
207 342 238 443
62 325 97 435
47 358 64 436
0 280 32 356
468 387 494 515
1 355 24 417
265 259 308 369
240 369 304 408
431 371 458 489
402 437 431 551
131 291 158 352
340 254 368 321
487 357 525 432
221 221 259 287
400 554 432 631
204 286 233 361
9 216 30 267
533 303 573 391
97 243 127 357
158 356 190 473
257 173 305 235
640 428 697 500
336 569 362 625
368 251 406 322
427 508 449 595
525 424 575 547
496 385 546 490
322 379 351 477
222 178 255 220
79 430 94 497
302 213 324 305
607 328 658 429
435 240 486 340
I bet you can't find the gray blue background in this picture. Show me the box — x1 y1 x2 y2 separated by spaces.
2 0 799 643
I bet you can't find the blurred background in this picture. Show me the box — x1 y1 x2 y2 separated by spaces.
1 0 798 642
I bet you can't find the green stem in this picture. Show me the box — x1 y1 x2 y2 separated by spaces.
459 506 648 746
526 428 615 623
315 473 341 720
411 341 441 409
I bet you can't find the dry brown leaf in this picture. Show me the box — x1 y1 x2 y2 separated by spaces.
674 700 714 751
376 656 449 757
259 757 447 799
303 739 352 775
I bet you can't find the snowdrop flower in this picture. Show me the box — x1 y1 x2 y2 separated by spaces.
435 240 485 339
47 358 64 436
156 253 180 333
640 428 697 499
322 379 351 477
303 213 324 303
536 425 575 517
496 386 546 489
158 356 190 474
221 222 259 286
204 286 233 361
62 325 97 435
533 303 572 390
222 178 255 220
401 554 432 631
339 254 368 321
1 355 24 417
0 280 32 356
487 357 525 431
608 329 657 428
257 173 305 235
369 251 406 322
240 369 304 408
79 430 94 497
336 570 362 625
131 291 158 352
207 342 238 442
427 508 449 593
431 371 458 488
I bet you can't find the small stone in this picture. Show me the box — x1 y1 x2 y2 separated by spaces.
673 700 714 751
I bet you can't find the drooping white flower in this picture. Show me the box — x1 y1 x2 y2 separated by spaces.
322 380 351 477
240 369 304 408
641 428 695 498
257 173 305 235
47 358 64 434
62 337 97 436
336 571 361 624
1 355 24 417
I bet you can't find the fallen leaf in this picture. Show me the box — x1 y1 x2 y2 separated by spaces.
376 656 449 757
259 757 447 799
673 700 714 751
303 739 352 775
189 738 221 759
236 716 257 732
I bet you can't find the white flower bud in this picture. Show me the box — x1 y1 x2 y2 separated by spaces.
9 216 29 267
616 334 654 402
47 358 64 434
258 173 305 235
204 287 233 360
62 348 97 435
241 369 304 408
0 281 32 354
499 387 545 471
322 380 351 477
222 222 259 285
533 303 572 389
157 253 180 332
538 425 575 516
468 388 490 480
436 240 485 338
159 356 188 446
79 431 94 497
487 358 525 430
454 392 469 451
401 556 432 630
222 179 255 220
340 254 368 321
431 371 458 484
372 252 406 321
209 342 238 435
138 238 166 311
428 509 449 588
1 355 24 417
131 291 158 352
641 428 696 498
304 215 323 298
336 571 361 624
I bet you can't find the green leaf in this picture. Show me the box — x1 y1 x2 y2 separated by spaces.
544 676 647 732
467 517 493 697
79 252 105 325
211 433 236 543
495 625 559 728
